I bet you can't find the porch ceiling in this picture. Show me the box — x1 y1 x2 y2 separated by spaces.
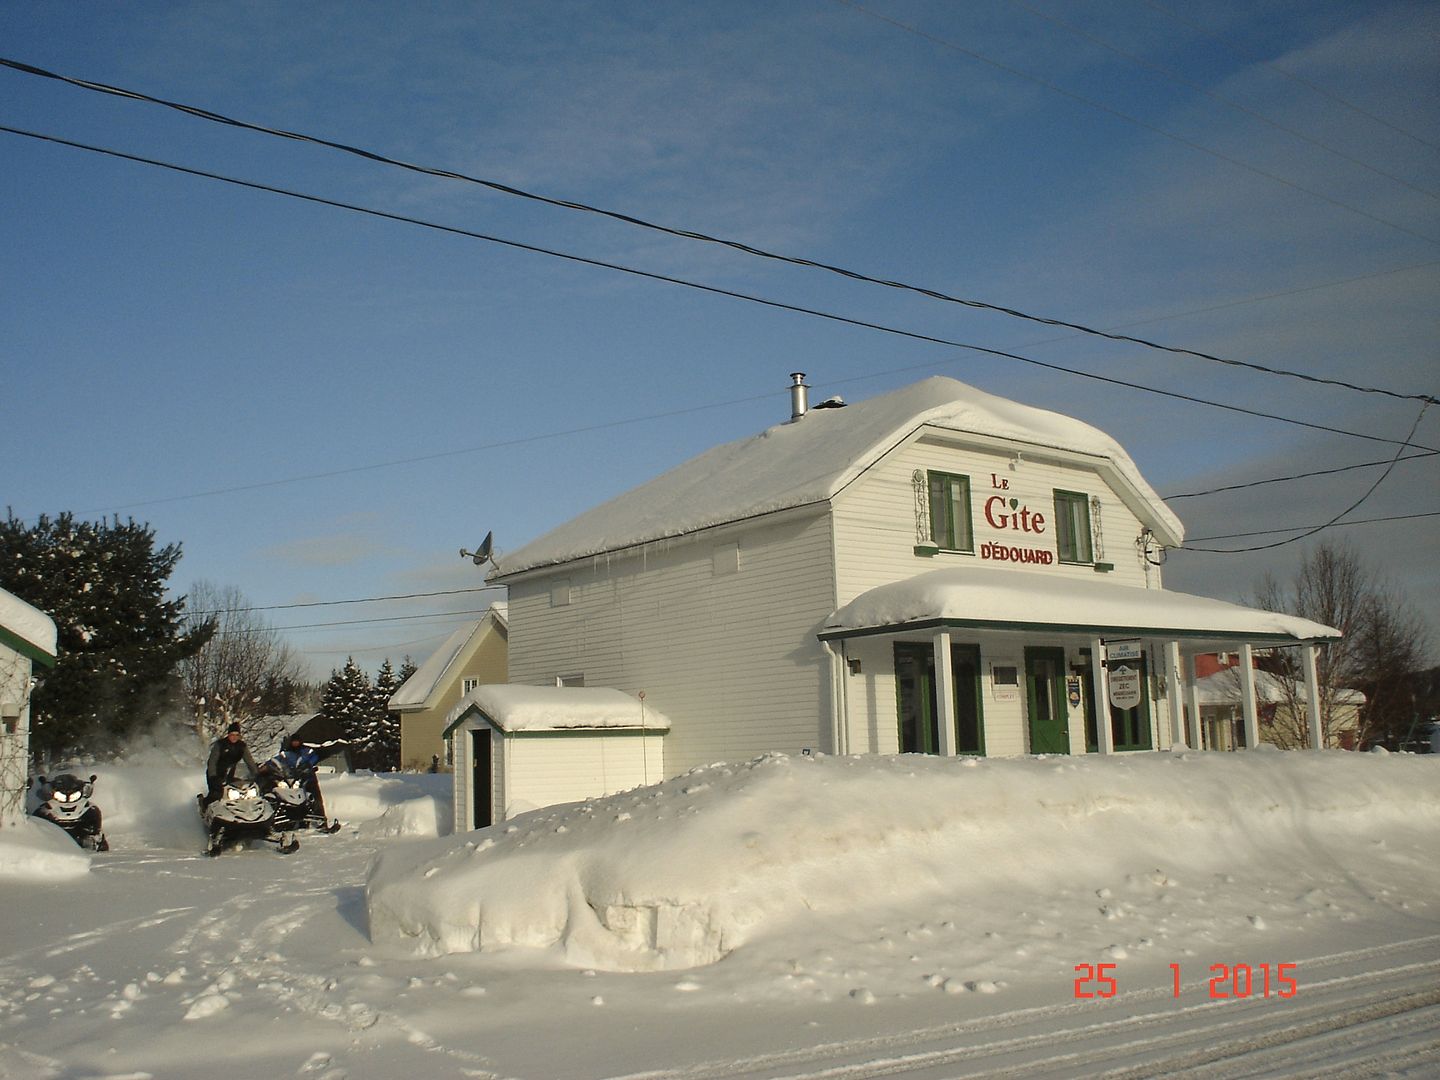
819 566 1340 648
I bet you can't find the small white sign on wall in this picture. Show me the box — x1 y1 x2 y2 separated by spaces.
1106 639 1142 662
1109 664 1143 710
990 662 1020 702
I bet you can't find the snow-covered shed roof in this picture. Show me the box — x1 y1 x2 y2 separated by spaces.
492 376 1183 579
821 566 1341 647
389 603 507 712
443 685 671 736
0 586 57 667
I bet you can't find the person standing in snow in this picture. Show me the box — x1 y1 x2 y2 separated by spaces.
204 722 258 806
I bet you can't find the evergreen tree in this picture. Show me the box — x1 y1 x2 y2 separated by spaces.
320 657 372 765
0 511 215 757
368 658 402 771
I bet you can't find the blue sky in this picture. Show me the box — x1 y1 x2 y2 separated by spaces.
3 0 1437 679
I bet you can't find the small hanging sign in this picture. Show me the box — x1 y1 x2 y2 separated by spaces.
1109 664 1143 710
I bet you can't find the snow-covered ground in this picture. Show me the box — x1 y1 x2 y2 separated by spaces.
2 749 1437 1079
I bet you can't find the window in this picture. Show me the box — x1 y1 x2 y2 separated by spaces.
556 673 585 688
927 471 974 552
462 678 481 695
1053 490 1093 563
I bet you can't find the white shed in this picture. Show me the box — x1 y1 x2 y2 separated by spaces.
444 685 669 831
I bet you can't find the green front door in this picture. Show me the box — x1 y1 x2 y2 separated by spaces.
895 642 985 755
1025 646 1069 755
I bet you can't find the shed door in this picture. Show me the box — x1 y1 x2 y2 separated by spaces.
1025 647 1069 755
470 728 493 829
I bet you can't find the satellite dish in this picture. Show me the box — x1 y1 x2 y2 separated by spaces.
460 531 494 567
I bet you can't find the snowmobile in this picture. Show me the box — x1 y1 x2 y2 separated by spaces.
198 775 297 856
258 758 341 834
31 773 109 852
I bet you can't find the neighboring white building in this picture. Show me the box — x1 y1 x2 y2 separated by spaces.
0 587 58 828
459 375 1339 828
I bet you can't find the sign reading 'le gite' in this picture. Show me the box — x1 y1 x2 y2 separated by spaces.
979 474 1055 566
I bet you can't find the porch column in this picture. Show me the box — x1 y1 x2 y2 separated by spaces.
1166 640 1187 748
1184 653 1203 749
1239 644 1261 749
1091 637 1114 755
933 630 957 756
1301 643 1325 750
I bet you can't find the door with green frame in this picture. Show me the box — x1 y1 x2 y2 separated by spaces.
1024 646 1070 754
894 642 985 755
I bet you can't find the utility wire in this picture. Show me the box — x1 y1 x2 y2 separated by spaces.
1186 510 1440 543
1164 450 1438 500
1181 401 1432 552
4 124 1433 485
2 56 1435 406
1139 0 1440 154
186 585 504 618
1006 0 1438 202
833 2 1440 250
214 607 496 635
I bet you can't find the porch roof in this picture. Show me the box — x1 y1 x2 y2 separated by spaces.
819 566 1340 649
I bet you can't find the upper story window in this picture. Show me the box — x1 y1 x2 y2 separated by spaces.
1053 489 1093 563
462 677 481 695
927 471 974 552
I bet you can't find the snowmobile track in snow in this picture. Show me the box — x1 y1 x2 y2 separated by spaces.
614 937 1440 1079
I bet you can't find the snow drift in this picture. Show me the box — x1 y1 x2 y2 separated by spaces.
365 749 1440 972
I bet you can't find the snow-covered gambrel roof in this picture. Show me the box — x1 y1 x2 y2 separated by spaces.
0 586 57 667
388 602 507 712
492 376 1183 579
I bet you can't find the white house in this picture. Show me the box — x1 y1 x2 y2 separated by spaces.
0 586 58 828
457 374 1339 828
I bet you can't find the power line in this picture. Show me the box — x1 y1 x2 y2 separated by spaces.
2 56 1435 407
833 2 1440 250
4 124 1433 483
215 607 496 635
1180 401 1431 552
1005 0 1438 202
186 584 504 618
1185 510 1440 543
1139 0 1440 154
1164 450 1438 500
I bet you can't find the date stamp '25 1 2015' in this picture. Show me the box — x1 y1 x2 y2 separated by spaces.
1074 962 1299 1000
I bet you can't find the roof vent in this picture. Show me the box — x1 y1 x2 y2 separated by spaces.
789 372 810 421
813 395 847 410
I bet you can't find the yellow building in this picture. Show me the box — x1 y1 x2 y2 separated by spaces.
389 604 507 771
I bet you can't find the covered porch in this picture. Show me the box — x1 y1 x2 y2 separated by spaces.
819 566 1342 756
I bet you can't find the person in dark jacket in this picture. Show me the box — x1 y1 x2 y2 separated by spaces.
204 722 258 806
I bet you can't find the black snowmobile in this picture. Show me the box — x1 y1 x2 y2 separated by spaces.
32 773 109 852
257 759 337 833
198 775 297 856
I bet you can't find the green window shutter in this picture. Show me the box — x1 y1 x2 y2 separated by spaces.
1053 490 1093 563
927 471 974 552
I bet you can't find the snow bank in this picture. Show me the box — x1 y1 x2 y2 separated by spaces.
0 818 91 880
366 751 1440 972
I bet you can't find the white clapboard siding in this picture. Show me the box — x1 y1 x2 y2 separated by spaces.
504 733 666 815
505 507 839 775
831 431 1157 605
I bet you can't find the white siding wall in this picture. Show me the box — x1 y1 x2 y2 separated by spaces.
504 733 666 816
832 432 1155 603
505 509 839 776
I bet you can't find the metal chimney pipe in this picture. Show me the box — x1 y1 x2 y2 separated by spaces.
789 372 809 421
